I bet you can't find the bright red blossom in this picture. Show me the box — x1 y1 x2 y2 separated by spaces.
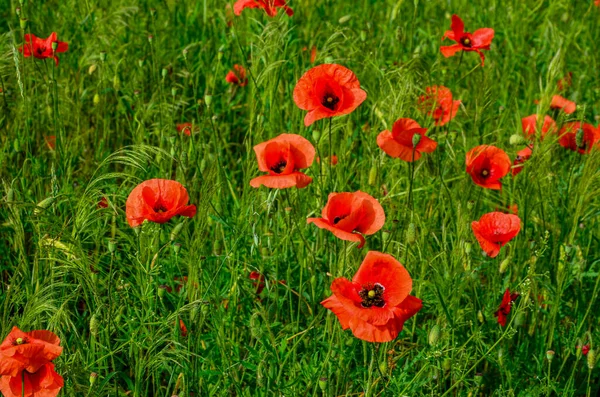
176 123 195 136
250 133 315 189
125 179 197 228
465 145 511 190
321 251 422 343
471 212 521 258
512 146 532 176
549 95 576 114
418 86 461 126
225 65 248 87
377 118 437 162
19 33 68 66
521 115 556 139
0 327 62 377
494 289 519 327
233 0 293 17
582 344 591 356
441 15 494 66
0 362 63 397
307 191 385 248
293 64 367 127
558 122 599 154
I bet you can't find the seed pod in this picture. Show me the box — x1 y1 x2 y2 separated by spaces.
89 372 98 386
204 94 213 108
411 133 421 147
378 359 387 374
546 350 555 362
19 18 27 29
173 243 181 255
318 377 327 392
161 68 168 79
338 15 351 24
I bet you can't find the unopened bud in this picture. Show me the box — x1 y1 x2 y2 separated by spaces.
509 134 526 146
428 324 441 346
338 15 352 24
442 358 451 371
464 241 472 255
171 87 178 97
161 68 168 79
7 188 14 202
218 47 224 61
93 93 101 106
182 48 188 59
138 59 145 68
477 310 484 323
499 257 511 274
312 129 321 142
173 243 181 255
467 200 475 210
88 64 97 75
158 285 167 299
51 41 58 51
368 165 377 186
378 359 387 374
16 7 21 16
148 35 154 43
204 94 213 108
474 373 483 386
170 222 185 241
498 348 504 367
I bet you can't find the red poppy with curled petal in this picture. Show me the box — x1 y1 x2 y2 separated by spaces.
0 362 63 397
233 0 293 17
521 115 556 139
511 146 532 176
418 86 461 127
250 133 315 189
494 289 519 327
441 15 494 67
225 65 248 87
377 118 437 162
321 251 422 343
465 145 511 190
125 179 197 228
293 64 367 127
0 327 62 377
549 95 576 114
19 33 68 66
471 212 521 258
307 191 385 249
558 122 599 154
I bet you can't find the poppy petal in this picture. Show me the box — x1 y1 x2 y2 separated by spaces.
472 28 495 47
307 218 365 248
250 172 312 189
440 44 463 58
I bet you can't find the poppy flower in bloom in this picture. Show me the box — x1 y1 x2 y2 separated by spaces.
558 122 599 154
471 212 521 258
250 133 316 189
19 33 68 66
307 191 385 248
440 15 494 66
250 271 266 295
512 146 532 176
125 179 197 228
494 289 519 327
0 362 63 397
176 123 196 136
0 327 62 377
580 344 591 356
225 65 248 87
321 251 422 343
547 95 576 114
418 86 461 127
98 197 109 209
377 118 437 162
233 0 293 17
465 145 511 190
293 64 367 127
521 115 556 139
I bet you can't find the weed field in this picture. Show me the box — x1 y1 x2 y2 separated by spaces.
1 0 600 396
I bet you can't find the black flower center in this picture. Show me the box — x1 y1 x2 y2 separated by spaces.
270 161 287 174
359 283 385 308
37 47 46 55
460 37 472 47
154 203 168 213
332 215 346 225
322 94 340 110
12 337 28 346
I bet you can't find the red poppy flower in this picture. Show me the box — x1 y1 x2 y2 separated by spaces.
377 118 437 162
250 133 315 189
321 251 422 343
494 289 519 327
581 344 591 356
558 122 599 154
98 197 109 209
549 95 576 114
125 179 197 228
471 212 521 258
176 123 196 136
249 271 266 295
307 191 385 248
225 65 248 87
233 0 293 17
512 146 532 176
0 362 63 397
557 72 572 91
418 86 461 127
293 64 367 127
0 327 62 377
316 155 338 165
465 145 511 190
45 136 56 151
440 15 494 66
521 115 556 139
178 319 188 337
19 33 68 66
596 0 600 6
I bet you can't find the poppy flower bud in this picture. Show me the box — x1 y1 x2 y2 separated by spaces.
90 314 99 336
428 324 441 346
509 134 526 146
90 372 98 386
467 200 475 210
406 223 416 244
88 64 97 75
474 373 483 386
442 358 452 371
546 350 555 362
19 18 27 29
312 129 321 142
499 257 511 274
161 68 168 79
318 377 327 392
477 310 484 323
338 14 352 24
138 59 145 68
170 222 185 241
108 240 116 253
412 133 421 147
498 348 504 367
34 196 55 215
16 7 21 16
379 359 387 374
171 87 178 97
464 241 472 255
93 93 101 106
368 165 377 186
204 94 213 108
158 285 167 299
587 350 597 369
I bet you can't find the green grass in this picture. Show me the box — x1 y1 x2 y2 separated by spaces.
1 0 600 395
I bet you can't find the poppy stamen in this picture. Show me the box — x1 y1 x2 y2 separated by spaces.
481 169 489 177
153 203 168 213
332 215 346 224
359 283 385 308
322 94 340 111
461 37 472 47
12 337 28 346
270 161 287 174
